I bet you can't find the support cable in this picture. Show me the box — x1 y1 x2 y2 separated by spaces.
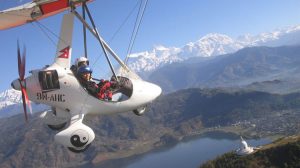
34 20 69 47
125 0 149 64
32 22 57 47
92 0 140 69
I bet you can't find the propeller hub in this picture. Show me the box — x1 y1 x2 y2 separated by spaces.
11 79 22 91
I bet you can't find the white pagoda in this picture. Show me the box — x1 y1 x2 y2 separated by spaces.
236 136 254 155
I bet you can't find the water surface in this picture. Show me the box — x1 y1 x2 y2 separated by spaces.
95 132 270 168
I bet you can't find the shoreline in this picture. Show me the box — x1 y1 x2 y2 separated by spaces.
91 126 277 167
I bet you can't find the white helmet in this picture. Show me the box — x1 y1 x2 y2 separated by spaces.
75 57 89 67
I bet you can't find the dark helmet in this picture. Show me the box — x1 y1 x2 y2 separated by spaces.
77 66 93 75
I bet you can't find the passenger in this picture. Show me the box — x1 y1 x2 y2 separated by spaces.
98 79 113 100
76 56 89 68
71 56 89 75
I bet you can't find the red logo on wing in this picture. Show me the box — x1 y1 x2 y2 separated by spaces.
58 46 70 59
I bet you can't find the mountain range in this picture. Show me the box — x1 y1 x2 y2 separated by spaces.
127 25 300 74
148 45 300 93
2 25 300 122
3 45 300 117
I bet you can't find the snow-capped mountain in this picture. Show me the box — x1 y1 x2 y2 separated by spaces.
127 25 300 74
0 89 22 109
180 33 244 58
0 89 48 118
127 45 182 72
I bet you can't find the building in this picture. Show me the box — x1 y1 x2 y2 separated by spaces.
236 136 254 155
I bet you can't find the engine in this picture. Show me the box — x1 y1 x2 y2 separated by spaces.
55 121 95 153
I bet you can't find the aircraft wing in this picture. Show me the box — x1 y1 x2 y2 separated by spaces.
0 2 37 30
0 0 92 30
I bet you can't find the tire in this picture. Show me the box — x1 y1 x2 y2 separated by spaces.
47 122 67 131
68 144 91 153
133 106 147 116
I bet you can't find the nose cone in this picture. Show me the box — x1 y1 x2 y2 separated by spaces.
11 79 21 91
145 82 162 101
151 83 162 99
131 80 162 106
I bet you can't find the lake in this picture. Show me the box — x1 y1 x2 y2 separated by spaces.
97 132 271 168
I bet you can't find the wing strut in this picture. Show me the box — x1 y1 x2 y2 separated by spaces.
82 1 88 58
71 3 119 82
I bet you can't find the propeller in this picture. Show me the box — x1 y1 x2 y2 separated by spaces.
17 42 32 122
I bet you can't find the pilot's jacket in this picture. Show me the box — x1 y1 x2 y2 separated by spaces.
80 79 100 97
79 78 113 100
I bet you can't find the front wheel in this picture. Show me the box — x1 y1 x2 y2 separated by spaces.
133 106 147 116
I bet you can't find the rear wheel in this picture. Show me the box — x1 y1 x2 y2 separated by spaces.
68 144 91 153
47 122 67 131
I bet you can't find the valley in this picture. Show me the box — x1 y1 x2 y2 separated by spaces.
0 88 299 167
1 1 300 168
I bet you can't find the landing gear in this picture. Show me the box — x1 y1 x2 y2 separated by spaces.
133 106 147 116
41 107 70 131
67 129 91 153
47 122 67 131
68 144 91 153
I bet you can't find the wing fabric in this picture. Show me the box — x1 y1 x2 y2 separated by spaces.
0 0 91 30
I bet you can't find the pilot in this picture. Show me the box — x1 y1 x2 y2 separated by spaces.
71 56 89 75
77 65 99 97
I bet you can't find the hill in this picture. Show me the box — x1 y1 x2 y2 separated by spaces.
200 135 300 168
0 88 300 167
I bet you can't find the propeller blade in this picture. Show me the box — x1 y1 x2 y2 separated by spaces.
17 42 25 80
17 42 22 80
17 42 30 122
24 88 32 116
22 46 26 79
20 85 28 122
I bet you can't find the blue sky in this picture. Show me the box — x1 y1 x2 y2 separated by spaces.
1 0 300 92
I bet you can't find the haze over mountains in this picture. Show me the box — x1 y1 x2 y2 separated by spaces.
127 25 300 74
149 45 300 93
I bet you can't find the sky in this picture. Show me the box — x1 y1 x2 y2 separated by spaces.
1 0 300 92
